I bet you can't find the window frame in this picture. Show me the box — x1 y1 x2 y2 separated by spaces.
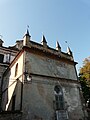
54 85 64 110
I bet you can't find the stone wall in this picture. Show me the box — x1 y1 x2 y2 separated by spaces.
0 112 46 120
0 111 22 120
25 52 77 80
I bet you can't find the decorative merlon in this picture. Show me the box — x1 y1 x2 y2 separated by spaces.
23 29 31 46
67 46 73 56
41 35 47 47
0 39 4 47
56 41 61 52
23 29 31 38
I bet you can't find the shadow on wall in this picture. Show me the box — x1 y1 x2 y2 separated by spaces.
1 69 22 112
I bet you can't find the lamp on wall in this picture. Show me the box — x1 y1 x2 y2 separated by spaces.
24 71 32 82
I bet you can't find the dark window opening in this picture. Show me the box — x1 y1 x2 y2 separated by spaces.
15 63 18 77
12 95 16 111
0 54 4 63
55 95 64 110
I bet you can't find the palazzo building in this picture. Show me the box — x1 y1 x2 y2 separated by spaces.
0 30 87 120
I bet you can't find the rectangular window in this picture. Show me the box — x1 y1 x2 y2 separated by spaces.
0 54 4 63
55 95 64 110
6 54 10 63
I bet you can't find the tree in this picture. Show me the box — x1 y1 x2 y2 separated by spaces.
80 57 90 84
79 57 90 108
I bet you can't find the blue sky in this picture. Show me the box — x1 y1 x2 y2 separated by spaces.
0 0 90 73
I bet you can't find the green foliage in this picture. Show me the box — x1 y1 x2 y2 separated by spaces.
79 57 90 107
80 57 90 83
79 76 90 103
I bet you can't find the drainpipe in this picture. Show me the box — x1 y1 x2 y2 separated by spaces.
20 80 23 111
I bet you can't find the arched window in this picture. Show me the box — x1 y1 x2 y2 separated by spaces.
54 85 64 110
15 63 18 77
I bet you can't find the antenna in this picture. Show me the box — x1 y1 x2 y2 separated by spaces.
65 41 69 46
27 25 29 29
